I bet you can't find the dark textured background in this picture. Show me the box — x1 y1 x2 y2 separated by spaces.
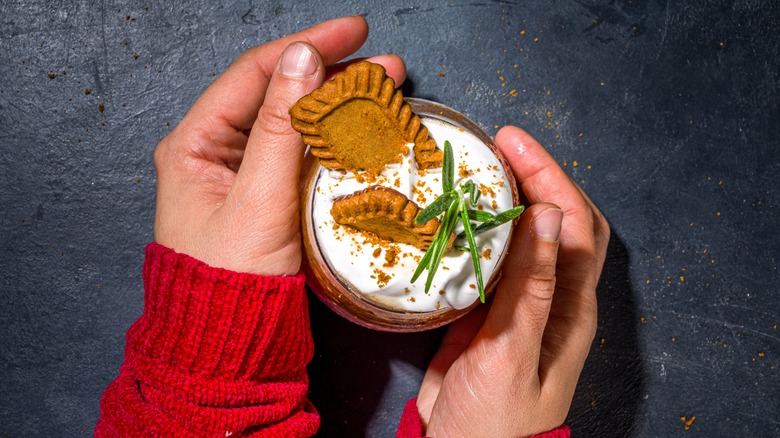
1 1 778 436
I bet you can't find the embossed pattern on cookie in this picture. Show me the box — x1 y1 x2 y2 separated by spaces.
290 61 443 175
331 186 442 250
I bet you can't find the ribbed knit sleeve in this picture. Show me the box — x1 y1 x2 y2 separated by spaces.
396 398 571 438
96 243 319 437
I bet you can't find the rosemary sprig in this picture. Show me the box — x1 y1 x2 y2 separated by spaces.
412 140 526 303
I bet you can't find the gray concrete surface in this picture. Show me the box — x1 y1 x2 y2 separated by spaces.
2 1 778 436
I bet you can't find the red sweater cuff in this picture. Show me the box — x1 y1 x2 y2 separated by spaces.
96 243 319 437
397 398 571 438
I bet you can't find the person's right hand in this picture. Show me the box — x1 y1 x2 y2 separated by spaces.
417 127 610 436
151 16 406 276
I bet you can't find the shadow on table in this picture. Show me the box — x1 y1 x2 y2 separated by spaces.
568 233 645 436
307 295 444 437
308 232 644 437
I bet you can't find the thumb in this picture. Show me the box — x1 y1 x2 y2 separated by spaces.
483 203 562 372
212 42 324 275
232 41 325 202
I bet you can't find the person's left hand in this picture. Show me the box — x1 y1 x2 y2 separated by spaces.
152 16 406 275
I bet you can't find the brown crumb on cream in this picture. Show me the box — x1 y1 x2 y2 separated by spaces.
412 186 427 205
458 163 471 178
384 245 401 268
372 269 392 288
479 183 496 198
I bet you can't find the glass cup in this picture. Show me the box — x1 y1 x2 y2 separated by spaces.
300 98 521 332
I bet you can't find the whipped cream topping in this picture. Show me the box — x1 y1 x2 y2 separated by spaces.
311 117 514 312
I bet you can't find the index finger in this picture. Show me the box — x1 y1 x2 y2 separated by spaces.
496 126 592 221
497 126 609 263
496 126 600 288
184 15 371 131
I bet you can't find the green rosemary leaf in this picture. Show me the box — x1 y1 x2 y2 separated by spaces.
468 221 500 237
411 242 434 282
458 180 479 207
411 137 527 304
415 193 454 224
469 183 480 206
443 140 454 193
424 199 460 293
467 209 495 223
492 205 526 224
460 202 485 302
412 197 457 285
456 211 495 239
469 205 526 237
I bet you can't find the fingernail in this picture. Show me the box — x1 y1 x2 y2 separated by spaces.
531 208 563 241
279 42 318 78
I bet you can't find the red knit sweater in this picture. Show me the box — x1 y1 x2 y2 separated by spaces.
96 243 570 437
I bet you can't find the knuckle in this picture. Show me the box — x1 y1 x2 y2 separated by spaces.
521 257 558 301
579 249 599 271
599 223 611 245
255 105 294 138
506 253 559 301
585 315 598 342
526 257 557 283
153 138 171 174
525 275 557 302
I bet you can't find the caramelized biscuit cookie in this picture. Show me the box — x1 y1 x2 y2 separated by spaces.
331 186 441 250
290 61 442 175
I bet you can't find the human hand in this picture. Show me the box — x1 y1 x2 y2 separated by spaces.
152 16 406 275
416 126 609 436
